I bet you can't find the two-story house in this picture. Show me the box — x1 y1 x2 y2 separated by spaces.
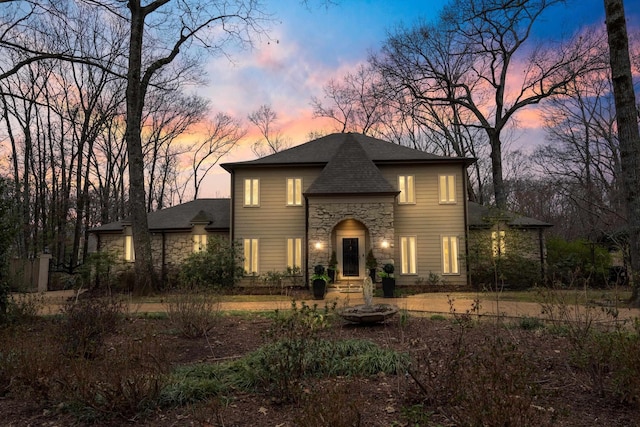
221 132 474 287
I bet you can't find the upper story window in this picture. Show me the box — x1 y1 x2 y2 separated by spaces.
492 230 506 257
439 175 456 204
193 234 207 253
286 178 303 206
124 235 135 262
244 178 260 206
398 175 415 204
442 235 459 275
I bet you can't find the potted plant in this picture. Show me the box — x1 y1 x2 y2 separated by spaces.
327 251 338 283
365 249 377 282
311 264 329 299
380 263 395 298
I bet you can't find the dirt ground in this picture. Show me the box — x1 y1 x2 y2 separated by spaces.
2 300 640 427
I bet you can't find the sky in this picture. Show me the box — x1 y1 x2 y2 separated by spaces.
194 0 640 198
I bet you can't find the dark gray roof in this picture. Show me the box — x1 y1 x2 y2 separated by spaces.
305 134 399 196
221 132 475 170
468 202 552 228
90 199 230 233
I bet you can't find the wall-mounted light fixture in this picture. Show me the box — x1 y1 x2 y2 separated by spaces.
381 240 389 249
314 242 322 250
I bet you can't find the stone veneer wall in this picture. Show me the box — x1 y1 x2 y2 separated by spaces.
307 199 395 278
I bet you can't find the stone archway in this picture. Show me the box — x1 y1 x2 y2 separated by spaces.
307 197 395 279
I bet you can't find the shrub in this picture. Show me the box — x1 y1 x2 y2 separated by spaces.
59 297 124 358
546 237 612 287
165 291 221 338
179 237 243 289
75 251 120 292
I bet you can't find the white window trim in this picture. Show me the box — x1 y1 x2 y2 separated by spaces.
287 237 303 269
399 236 417 275
398 175 416 204
244 178 260 207
243 238 259 275
286 177 303 206
438 174 457 204
441 235 460 275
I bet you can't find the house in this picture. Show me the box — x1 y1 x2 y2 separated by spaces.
93 133 552 288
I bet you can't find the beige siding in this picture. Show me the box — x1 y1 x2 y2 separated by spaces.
379 164 468 286
232 167 322 274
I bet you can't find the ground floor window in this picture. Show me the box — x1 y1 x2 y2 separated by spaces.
442 236 459 274
124 235 135 262
400 236 417 274
243 238 259 274
193 234 207 253
287 238 302 269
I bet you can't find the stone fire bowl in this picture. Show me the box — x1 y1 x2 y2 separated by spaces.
337 303 399 324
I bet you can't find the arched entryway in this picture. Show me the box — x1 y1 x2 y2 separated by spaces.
333 219 368 281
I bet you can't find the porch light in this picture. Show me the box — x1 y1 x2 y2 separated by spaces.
314 242 323 250
381 240 389 249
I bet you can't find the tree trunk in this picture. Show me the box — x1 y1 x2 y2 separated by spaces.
604 0 640 304
125 1 157 294
489 130 507 209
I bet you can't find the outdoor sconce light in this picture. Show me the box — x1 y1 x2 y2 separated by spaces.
381 240 389 249
314 242 322 250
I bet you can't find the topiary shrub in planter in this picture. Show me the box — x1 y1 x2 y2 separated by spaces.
327 251 338 283
380 263 395 298
366 249 377 283
311 264 329 300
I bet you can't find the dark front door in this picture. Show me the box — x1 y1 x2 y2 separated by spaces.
342 238 359 276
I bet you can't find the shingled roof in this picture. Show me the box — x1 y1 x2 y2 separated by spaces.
467 202 552 229
90 199 230 233
304 134 399 196
221 132 475 170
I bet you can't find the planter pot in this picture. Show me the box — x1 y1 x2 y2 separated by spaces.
328 269 336 284
381 277 395 298
312 279 327 299
368 268 376 283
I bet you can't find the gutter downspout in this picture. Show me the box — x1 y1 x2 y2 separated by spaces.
304 195 309 289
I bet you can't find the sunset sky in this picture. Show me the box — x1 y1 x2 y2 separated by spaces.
195 0 639 198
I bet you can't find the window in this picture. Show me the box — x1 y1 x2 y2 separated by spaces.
193 234 207 253
492 230 506 257
124 235 135 262
400 236 417 274
398 175 415 204
243 238 259 274
244 178 259 206
442 236 459 274
287 178 302 206
439 175 456 203
287 238 302 269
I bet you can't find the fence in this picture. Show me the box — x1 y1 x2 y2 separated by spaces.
8 254 51 292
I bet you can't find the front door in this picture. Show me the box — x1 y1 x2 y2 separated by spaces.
342 238 359 276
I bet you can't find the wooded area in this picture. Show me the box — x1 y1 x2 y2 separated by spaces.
0 0 638 293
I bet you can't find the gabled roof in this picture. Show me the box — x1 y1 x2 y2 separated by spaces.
90 199 230 233
305 134 399 196
468 202 552 229
221 132 475 170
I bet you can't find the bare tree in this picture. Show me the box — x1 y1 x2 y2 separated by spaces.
375 0 605 208
248 104 290 157
604 0 640 304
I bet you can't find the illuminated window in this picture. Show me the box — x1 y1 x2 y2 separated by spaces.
400 236 417 274
442 236 459 274
244 178 259 206
124 235 135 262
286 178 303 206
243 238 259 274
287 238 302 269
398 175 415 204
492 230 506 257
439 175 456 203
193 234 207 253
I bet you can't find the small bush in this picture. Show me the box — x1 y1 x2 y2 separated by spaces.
298 385 361 426
59 297 124 358
1 292 44 326
165 291 221 338
546 237 612 287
